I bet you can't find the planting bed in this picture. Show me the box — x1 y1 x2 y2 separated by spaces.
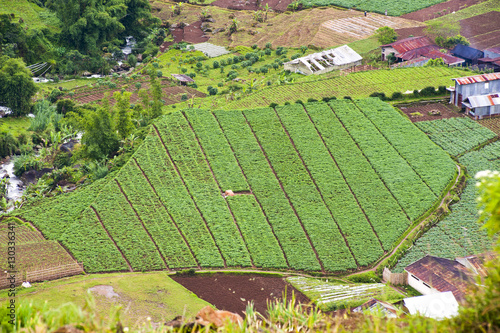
398 103 463 122
459 11 500 50
415 117 497 156
478 117 500 136
172 273 309 315
17 99 456 274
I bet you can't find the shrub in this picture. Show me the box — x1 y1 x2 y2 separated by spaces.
420 86 437 96
251 44 258 49
269 103 278 108
413 89 419 97
391 92 403 100
438 86 447 94
284 101 290 105
369 92 387 101
127 54 137 67
213 61 220 69
181 94 188 101
295 99 304 105
343 96 352 100
0 132 18 158
265 42 272 49
307 98 318 103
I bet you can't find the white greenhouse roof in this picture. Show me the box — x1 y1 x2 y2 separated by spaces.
285 45 362 73
403 292 459 320
192 42 230 58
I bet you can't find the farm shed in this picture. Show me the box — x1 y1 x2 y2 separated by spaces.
283 45 362 75
192 42 230 58
448 73 500 110
451 44 484 65
477 57 500 72
172 74 195 85
462 93 500 119
404 255 475 302
402 292 459 320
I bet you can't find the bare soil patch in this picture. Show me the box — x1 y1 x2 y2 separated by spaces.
401 0 484 21
88 285 120 299
398 102 464 122
459 11 500 49
172 273 310 315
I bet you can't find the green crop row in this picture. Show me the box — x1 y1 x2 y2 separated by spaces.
306 101 410 250
294 0 445 16
416 117 497 156
333 100 437 221
92 180 166 271
226 67 468 110
116 161 197 268
214 110 322 271
183 110 249 193
244 107 357 272
133 132 225 268
459 141 500 176
156 113 253 267
226 195 288 269
276 103 384 266
354 98 456 196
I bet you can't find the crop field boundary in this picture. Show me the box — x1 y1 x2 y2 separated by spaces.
114 179 170 270
272 106 360 268
211 113 291 268
152 124 228 268
299 104 385 252
181 111 256 269
352 102 438 197
241 112 326 273
90 206 133 272
327 103 412 223
132 157 201 269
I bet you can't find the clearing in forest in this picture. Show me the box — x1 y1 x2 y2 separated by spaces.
16 99 457 274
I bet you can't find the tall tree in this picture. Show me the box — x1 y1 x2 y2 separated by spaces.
149 73 163 119
0 57 37 116
81 94 119 159
47 0 127 54
113 91 133 139
375 26 397 45
120 0 160 39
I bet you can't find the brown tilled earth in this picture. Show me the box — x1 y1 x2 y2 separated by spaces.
211 0 293 12
459 11 500 49
172 274 310 315
401 0 484 21
398 102 463 122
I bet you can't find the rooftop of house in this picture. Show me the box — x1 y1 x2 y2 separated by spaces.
453 72 500 85
463 93 500 108
403 291 459 320
451 44 484 60
352 298 398 318
381 36 434 54
405 255 475 302
171 74 195 82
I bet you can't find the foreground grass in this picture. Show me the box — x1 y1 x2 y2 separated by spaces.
0 272 210 327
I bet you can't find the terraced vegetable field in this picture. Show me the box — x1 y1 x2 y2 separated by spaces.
17 99 456 273
416 117 497 156
225 67 468 110
392 142 500 272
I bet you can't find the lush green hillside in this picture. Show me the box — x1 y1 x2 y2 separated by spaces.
0 0 60 32
17 98 456 273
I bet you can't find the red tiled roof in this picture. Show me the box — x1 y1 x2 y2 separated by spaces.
405 256 474 302
453 73 500 85
398 45 440 61
478 57 500 66
383 36 434 54
424 49 465 65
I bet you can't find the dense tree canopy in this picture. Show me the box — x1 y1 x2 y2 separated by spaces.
46 0 159 55
0 57 37 116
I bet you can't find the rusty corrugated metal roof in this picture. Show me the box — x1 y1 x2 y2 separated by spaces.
405 256 474 302
453 73 500 85
398 45 439 61
384 36 434 54
424 49 465 65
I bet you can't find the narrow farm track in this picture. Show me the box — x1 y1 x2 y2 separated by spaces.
132 158 201 269
182 112 256 269
152 124 227 268
114 179 170 270
328 104 412 223
273 107 360 269
241 112 326 273
352 101 438 197
300 106 385 252
346 164 462 277
90 206 133 272
211 113 291 269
